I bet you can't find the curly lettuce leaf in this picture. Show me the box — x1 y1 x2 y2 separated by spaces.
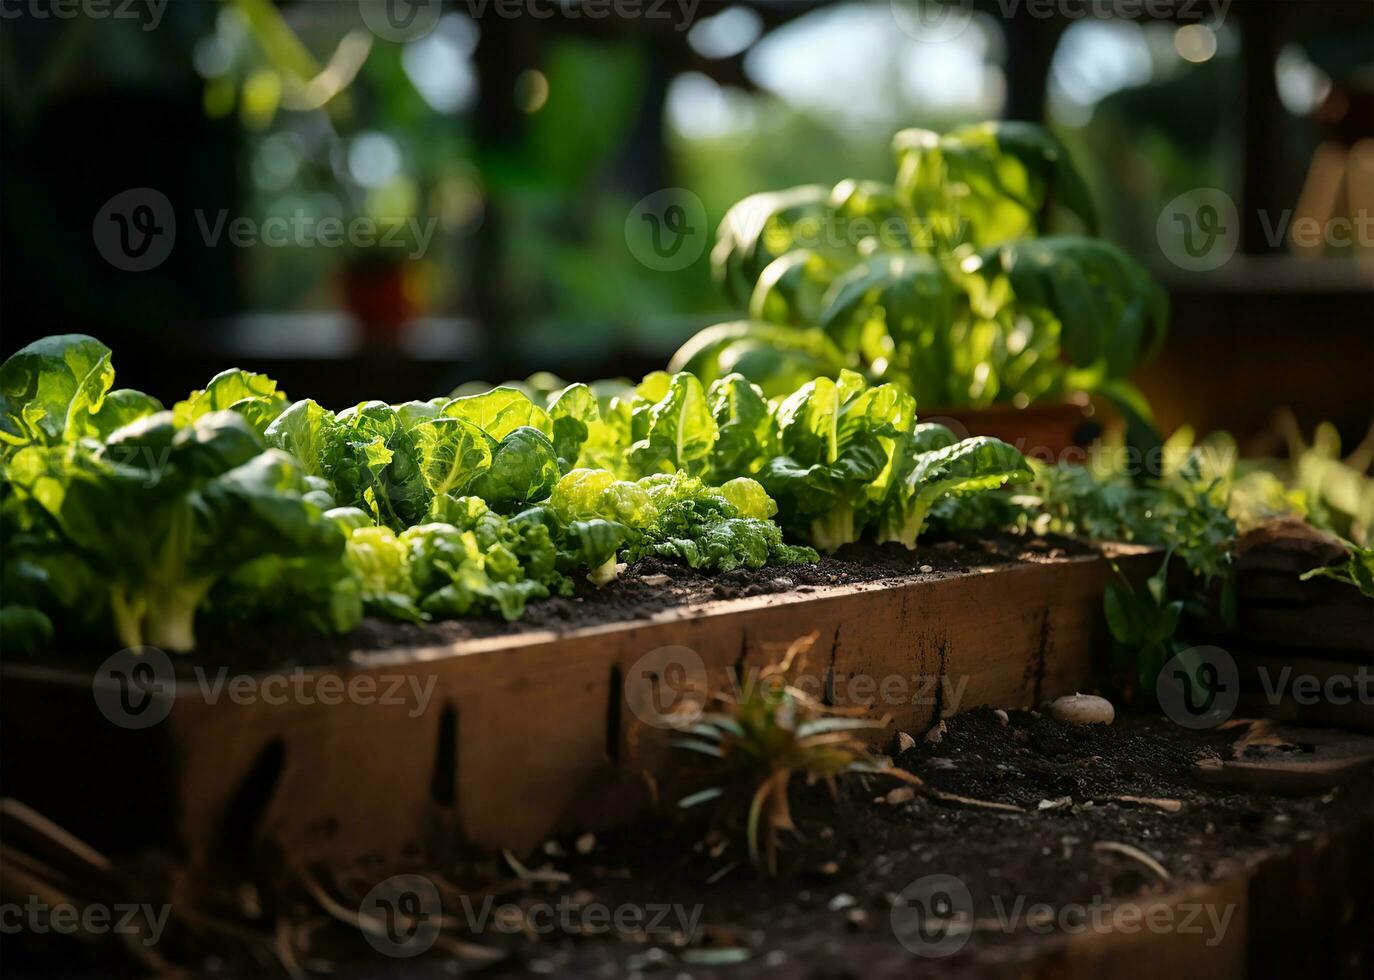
173 368 289 435
876 436 1032 549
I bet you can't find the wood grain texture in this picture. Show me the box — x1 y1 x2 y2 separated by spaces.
1 545 1159 868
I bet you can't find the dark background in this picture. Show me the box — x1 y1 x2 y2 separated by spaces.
2 0 1371 452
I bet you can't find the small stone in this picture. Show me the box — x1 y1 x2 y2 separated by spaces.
639 574 672 587
543 840 566 857
884 786 916 805
1038 796 1072 810
918 564 934 574
895 731 916 753
925 720 947 743
993 709 1009 726
827 893 856 911
575 832 596 854
1049 693 1114 726
845 908 868 929
819 860 839 874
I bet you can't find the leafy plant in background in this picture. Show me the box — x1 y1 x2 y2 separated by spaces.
672 121 1168 454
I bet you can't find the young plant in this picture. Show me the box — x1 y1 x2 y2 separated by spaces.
1301 541 1374 597
673 634 912 874
1104 554 1187 694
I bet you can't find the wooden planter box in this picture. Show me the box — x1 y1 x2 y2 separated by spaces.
1 544 1156 872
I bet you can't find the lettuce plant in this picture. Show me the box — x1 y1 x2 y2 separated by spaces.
672 122 1167 427
8 410 348 651
548 468 817 581
0 334 1032 654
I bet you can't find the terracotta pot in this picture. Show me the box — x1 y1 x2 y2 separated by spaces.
928 396 1097 460
341 261 416 350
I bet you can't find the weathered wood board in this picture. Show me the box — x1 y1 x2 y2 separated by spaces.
1 545 1158 870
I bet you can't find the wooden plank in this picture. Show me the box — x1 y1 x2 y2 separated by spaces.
1032 811 1372 978
1033 877 1249 980
0 545 1158 869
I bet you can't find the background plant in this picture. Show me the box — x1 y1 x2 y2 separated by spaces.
671 122 1169 448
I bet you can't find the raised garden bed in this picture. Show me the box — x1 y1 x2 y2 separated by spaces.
4 709 1368 980
1 535 1157 873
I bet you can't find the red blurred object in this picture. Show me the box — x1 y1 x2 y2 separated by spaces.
935 396 1097 460
341 261 416 350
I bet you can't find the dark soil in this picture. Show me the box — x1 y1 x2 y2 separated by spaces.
431 710 1367 980
6 710 1369 979
168 531 1096 673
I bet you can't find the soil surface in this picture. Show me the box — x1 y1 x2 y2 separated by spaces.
413 710 1366 980
7 710 1368 979
122 531 1096 673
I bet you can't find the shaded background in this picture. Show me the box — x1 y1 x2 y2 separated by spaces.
2 0 1371 452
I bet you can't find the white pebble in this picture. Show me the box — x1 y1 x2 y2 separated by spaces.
1049 693 1114 726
